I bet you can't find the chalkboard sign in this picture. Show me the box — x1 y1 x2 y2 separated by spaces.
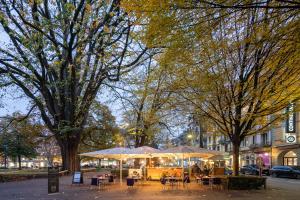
48 167 59 194
72 171 83 184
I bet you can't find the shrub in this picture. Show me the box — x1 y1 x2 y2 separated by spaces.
224 176 266 190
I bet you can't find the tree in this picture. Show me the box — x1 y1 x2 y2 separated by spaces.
0 113 41 169
123 0 300 175
80 101 122 153
0 0 148 171
110 57 175 147
173 9 299 175
38 134 60 167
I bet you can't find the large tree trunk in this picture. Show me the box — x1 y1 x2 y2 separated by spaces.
59 140 80 172
232 142 240 176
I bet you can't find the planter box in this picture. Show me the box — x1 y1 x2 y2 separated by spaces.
223 176 266 190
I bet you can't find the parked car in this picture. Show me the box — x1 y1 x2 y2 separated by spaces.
240 165 259 175
240 164 270 176
270 166 300 179
250 164 270 176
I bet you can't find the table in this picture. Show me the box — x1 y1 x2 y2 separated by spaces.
165 177 181 188
200 176 223 189
97 177 109 189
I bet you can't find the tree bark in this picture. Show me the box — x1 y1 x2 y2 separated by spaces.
232 142 240 176
4 154 7 169
59 140 80 172
18 155 21 170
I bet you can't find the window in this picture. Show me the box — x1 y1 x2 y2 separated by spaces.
252 135 256 144
242 139 247 147
261 133 269 145
283 151 298 166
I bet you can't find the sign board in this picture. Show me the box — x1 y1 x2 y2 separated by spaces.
286 134 297 144
286 103 296 133
128 169 142 178
48 167 59 194
72 171 83 184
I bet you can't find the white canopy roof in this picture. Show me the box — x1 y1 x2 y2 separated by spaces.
156 146 223 159
79 145 222 160
79 146 161 159
79 147 130 159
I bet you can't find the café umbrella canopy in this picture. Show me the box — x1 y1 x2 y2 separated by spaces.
80 147 130 184
80 146 161 159
79 146 162 183
157 146 223 177
158 146 222 158
133 146 161 155
79 147 131 159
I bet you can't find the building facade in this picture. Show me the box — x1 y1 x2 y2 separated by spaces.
206 105 300 168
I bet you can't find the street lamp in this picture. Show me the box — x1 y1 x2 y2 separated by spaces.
187 133 194 146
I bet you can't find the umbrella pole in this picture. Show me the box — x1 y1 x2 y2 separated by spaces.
182 154 184 180
144 158 147 181
120 157 122 185
188 156 191 178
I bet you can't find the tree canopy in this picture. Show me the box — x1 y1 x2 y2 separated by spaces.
0 0 149 171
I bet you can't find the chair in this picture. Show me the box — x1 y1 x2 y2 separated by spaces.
91 178 98 186
127 178 134 188
108 175 114 183
160 177 167 190
210 177 222 190
201 177 210 185
183 175 190 188
195 174 203 184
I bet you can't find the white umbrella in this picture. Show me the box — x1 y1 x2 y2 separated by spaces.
159 146 222 158
80 147 132 184
79 146 162 183
156 146 223 177
79 147 131 159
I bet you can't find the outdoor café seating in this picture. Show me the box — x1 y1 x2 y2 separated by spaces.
209 177 222 190
80 145 224 190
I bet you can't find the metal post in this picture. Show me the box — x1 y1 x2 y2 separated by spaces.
188 156 191 178
144 158 147 181
182 154 184 179
120 157 122 185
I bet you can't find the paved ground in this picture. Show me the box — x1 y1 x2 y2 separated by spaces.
0 176 300 200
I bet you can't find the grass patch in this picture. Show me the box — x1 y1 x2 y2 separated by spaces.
0 168 47 175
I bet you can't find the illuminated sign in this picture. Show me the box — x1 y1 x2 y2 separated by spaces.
285 103 296 133
286 134 296 144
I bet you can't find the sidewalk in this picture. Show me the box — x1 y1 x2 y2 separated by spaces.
0 175 298 200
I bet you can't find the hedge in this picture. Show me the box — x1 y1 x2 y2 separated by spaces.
223 176 267 190
0 173 48 182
